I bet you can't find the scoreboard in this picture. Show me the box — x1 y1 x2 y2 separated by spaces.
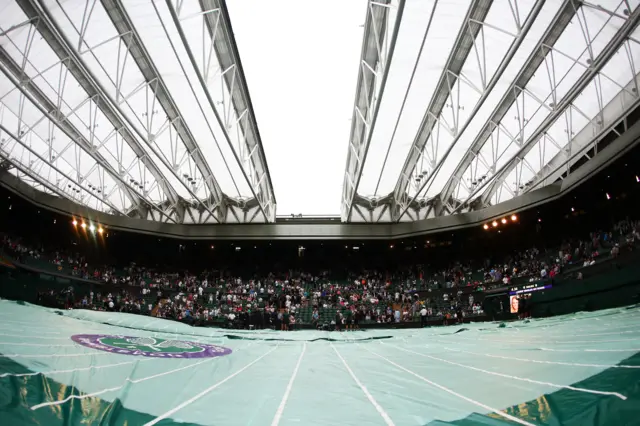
508 282 553 313
509 282 552 295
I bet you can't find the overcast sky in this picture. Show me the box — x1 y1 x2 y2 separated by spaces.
226 0 367 216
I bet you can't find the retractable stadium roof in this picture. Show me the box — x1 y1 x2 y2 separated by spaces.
1 0 640 225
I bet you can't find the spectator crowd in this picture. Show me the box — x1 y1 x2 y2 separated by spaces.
3 217 638 330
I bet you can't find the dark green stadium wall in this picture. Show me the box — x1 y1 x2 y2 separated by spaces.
0 262 133 305
530 253 640 317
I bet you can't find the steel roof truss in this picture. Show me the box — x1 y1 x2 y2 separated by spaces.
525 66 640 195
35 0 227 223
0 48 180 223
0 17 182 220
394 0 547 222
0 121 125 215
437 0 582 213
0 160 86 208
93 0 224 219
14 0 185 217
341 0 405 222
390 0 493 221
456 8 640 213
161 0 278 222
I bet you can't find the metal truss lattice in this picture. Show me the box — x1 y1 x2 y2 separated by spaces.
342 0 640 223
0 0 275 224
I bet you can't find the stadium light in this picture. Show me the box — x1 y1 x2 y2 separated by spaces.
501 218 507 224
89 224 95 232
97 227 104 234
511 214 517 221
72 219 77 226
492 221 498 227
483 224 489 230
606 192 611 200
80 222 86 229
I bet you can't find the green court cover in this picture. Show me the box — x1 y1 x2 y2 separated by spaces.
0 300 638 425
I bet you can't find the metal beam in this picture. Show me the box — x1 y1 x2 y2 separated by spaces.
18 0 227 223
160 0 278 222
0 123 126 215
393 0 547 221
391 0 493 219
0 47 179 223
216 0 277 220
0 155 92 209
526 73 640 193
98 0 224 208
341 0 405 222
474 8 640 209
6 101 640 238
438 0 580 214
13 0 183 213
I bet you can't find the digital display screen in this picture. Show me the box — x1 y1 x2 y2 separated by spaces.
510 295 519 313
509 283 552 295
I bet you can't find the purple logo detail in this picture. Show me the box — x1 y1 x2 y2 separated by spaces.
71 334 232 359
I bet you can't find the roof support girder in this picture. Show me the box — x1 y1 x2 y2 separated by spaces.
0 45 139 214
0 123 125 214
390 0 493 220
18 0 227 223
341 0 405 222
0 47 180 224
0 160 85 208
473 9 640 210
98 0 224 205
159 0 277 222
437 0 581 214
211 0 276 220
525 75 640 193
13 0 182 210
393 0 547 222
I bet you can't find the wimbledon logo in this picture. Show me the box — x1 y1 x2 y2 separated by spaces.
71 334 232 359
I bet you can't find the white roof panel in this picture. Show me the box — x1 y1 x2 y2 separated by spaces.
2 0 640 224
343 0 640 222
